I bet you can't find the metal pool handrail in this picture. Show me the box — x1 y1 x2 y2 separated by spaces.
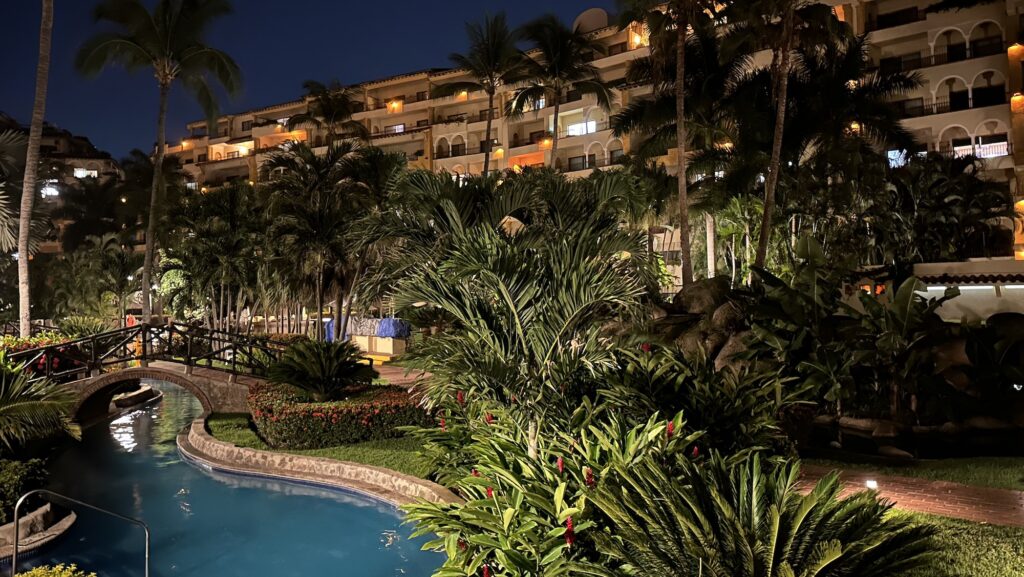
10 489 150 577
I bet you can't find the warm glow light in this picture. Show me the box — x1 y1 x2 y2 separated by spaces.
200 187 208 193
387 99 404 113
512 164 523 174
849 121 861 134
456 90 469 102
120 196 127 203
1016 250 1024 261
865 480 878 490
238 146 250 155
248 180 255 186
1010 43 1024 60
1012 93 1024 114
539 138 553 150
493 147 505 159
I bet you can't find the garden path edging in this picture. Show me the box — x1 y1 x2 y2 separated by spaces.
177 417 459 507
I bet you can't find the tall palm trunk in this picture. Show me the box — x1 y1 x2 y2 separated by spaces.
754 7 795 271
315 268 324 341
548 95 562 170
18 0 54 338
333 287 342 341
675 13 693 286
339 265 362 343
483 92 495 174
142 82 170 321
705 212 716 277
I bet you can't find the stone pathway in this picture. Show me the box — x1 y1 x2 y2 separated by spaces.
800 464 1024 527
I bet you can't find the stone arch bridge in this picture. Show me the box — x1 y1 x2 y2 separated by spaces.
9 324 282 422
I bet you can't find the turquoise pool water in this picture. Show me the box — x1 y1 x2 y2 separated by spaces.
25 382 441 576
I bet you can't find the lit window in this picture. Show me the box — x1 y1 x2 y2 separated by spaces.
40 179 59 198
384 123 406 135
73 168 98 179
887 149 907 167
566 121 597 136
277 117 289 126
186 182 198 191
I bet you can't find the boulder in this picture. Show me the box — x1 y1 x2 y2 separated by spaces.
838 417 884 434
672 276 730 316
714 331 750 371
710 301 744 333
871 421 901 439
963 416 1015 431
877 445 914 460
650 305 669 321
938 421 963 435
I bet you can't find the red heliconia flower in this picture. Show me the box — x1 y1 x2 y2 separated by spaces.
584 467 595 488
440 418 447 432
666 421 675 439
458 539 467 551
471 469 480 477
564 516 576 547
485 413 494 425
482 565 490 577
486 487 494 498
457 390 465 406
692 445 700 458
556 456 564 474
640 342 651 353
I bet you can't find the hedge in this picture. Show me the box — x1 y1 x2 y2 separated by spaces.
249 382 433 449
0 459 46 524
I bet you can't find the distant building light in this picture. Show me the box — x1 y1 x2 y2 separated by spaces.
73 168 99 179
40 179 59 198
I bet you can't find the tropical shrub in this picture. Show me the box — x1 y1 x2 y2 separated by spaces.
591 453 939 576
56 316 112 338
0 459 46 523
600 347 801 456
404 411 700 577
268 340 378 402
249 382 432 449
0 333 69 353
17 565 96 577
0 369 77 450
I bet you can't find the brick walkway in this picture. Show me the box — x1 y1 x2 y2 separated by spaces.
800 464 1024 527
376 364 429 387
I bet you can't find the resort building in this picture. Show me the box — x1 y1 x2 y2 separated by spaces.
0 111 122 188
164 1 1024 282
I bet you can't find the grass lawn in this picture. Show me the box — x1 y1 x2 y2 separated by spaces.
805 456 1024 491
902 512 1024 577
206 414 429 478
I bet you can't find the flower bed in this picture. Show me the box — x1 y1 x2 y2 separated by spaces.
249 382 433 449
0 333 69 354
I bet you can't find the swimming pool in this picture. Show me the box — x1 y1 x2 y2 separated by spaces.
23 382 441 576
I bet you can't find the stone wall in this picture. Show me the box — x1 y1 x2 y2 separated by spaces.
180 419 459 507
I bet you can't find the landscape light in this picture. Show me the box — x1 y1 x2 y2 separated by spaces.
865 480 878 490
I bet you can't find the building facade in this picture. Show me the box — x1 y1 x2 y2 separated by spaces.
165 2 1024 269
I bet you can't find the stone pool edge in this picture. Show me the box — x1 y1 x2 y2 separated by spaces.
177 418 460 508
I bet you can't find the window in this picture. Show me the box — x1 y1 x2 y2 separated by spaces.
479 109 497 122
384 123 405 135
417 119 430 127
277 117 289 126
241 120 253 132
523 98 546 112
608 42 628 56
416 91 428 102
568 154 597 171
566 121 597 136
186 182 198 191
40 179 59 198
73 168 98 179
197 153 208 163
451 143 467 156
610 149 625 163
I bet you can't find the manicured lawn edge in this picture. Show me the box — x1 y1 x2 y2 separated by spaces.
804 456 1024 491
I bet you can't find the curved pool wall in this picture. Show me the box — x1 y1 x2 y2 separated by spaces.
26 381 442 577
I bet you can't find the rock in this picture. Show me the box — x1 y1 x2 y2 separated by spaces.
714 331 750 371
941 368 971 392
674 329 706 357
871 421 901 439
672 276 730 315
911 425 941 436
838 417 883 434
938 421 963 435
651 306 668 321
828 440 843 449
710 301 744 333
813 415 837 426
964 416 1015 431
877 445 914 460
704 330 729 358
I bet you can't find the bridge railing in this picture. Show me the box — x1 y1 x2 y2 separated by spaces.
8 323 290 383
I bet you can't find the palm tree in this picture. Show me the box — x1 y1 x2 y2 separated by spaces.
433 13 528 175
0 131 27 254
722 0 848 270
18 0 54 337
333 146 407 340
76 0 242 321
50 177 144 252
507 15 613 170
0 364 76 451
392 171 654 457
263 142 363 341
592 454 940 576
286 80 369 142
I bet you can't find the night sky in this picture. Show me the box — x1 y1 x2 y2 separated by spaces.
2 0 617 158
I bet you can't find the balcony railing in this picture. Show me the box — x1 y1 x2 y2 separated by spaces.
873 37 1003 74
866 7 926 32
939 140 1012 159
893 90 1006 119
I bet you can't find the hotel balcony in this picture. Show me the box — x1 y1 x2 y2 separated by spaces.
870 36 1003 75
